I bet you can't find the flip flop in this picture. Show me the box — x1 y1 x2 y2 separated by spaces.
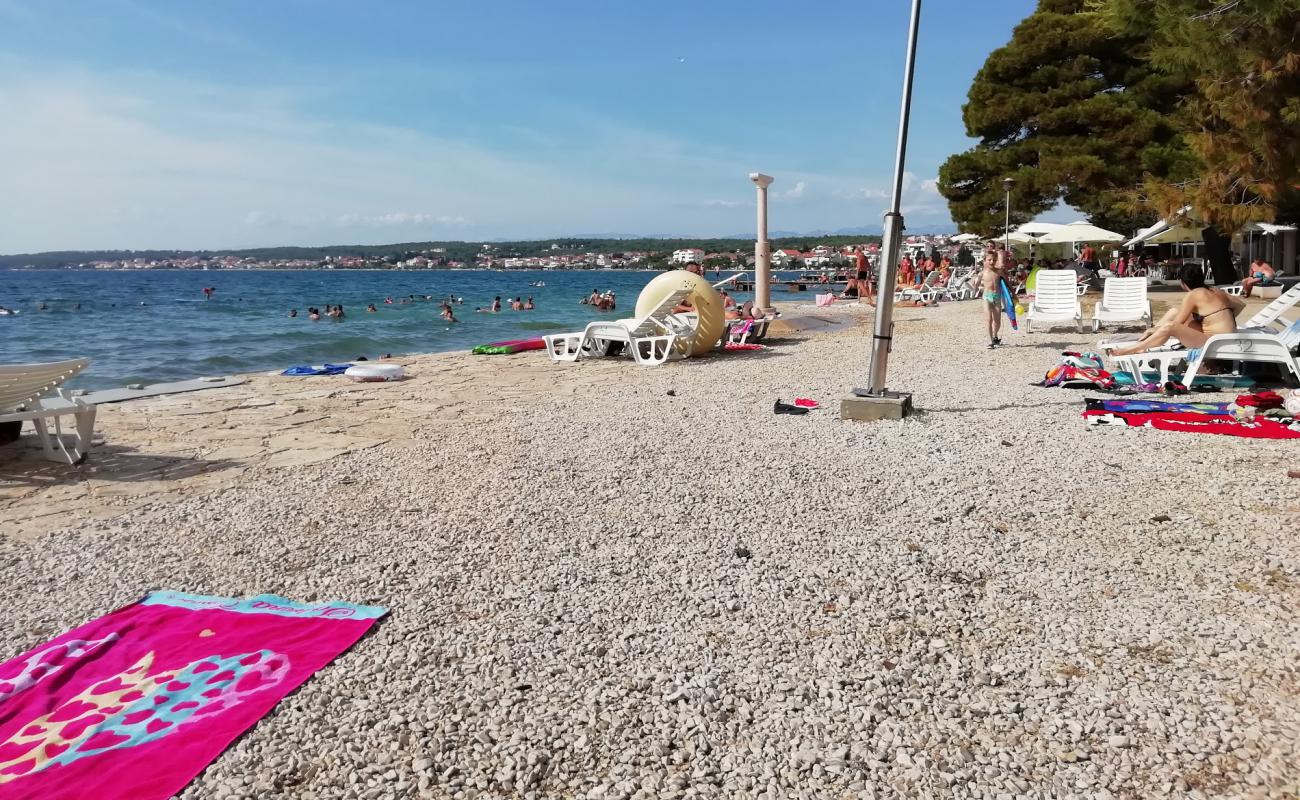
774 400 809 416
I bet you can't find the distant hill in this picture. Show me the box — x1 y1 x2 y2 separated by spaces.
0 233 888 269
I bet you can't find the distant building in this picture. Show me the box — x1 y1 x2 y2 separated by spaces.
671 248 705 264
771 248 803 267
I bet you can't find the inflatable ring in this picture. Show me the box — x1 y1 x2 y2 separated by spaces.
634 270 725 356
344 364 406 382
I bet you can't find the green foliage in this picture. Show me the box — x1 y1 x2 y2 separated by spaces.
1103 0 1300 233
938 0 1192 236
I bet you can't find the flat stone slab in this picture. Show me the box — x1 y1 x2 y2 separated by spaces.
76 376 246 404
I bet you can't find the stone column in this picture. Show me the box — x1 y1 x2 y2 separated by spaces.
750 173 774 309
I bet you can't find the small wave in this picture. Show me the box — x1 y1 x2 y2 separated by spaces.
515 320 571 331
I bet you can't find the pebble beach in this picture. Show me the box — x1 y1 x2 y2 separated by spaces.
2 298 1298 799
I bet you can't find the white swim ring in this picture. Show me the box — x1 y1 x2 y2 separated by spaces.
344 364 406 382
634 270 724 356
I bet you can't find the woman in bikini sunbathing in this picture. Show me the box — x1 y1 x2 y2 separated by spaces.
1107 264 1239 356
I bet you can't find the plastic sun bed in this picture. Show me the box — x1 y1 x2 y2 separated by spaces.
1091 277 1152 332
1025 270 1083 333
1103 283 1300 382
0 358 98 464
1179 319 1300 386
543 288 695 366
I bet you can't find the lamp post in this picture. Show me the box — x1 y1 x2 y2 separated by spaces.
842 0 922 421
750 173 774 310
1003 177 1015 255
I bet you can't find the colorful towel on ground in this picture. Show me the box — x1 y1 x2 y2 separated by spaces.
1042 363 1120 390
1084 398 1232 416
0 591 386 800
1083 409 1300 439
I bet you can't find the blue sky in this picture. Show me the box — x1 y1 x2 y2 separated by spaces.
0 0 1041 251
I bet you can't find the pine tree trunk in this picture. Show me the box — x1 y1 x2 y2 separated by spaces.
1201 228 1237 286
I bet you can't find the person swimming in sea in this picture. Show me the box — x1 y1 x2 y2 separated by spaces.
524 296 535 310
491 296 501 312
366 303 378 313
440 302 456 322
289 309 298 318
308 307 320 321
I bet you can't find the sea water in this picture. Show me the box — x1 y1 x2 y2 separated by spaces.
0 269 776 389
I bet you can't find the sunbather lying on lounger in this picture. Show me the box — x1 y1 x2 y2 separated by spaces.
726 301 780 321
1106 264 1238 356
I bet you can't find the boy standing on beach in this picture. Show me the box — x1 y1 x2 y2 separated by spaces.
980 243 1010 349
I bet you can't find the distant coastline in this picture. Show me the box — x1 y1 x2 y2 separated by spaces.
0 233 894 271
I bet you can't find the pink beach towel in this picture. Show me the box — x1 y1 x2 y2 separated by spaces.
0 591 386 800
815 293 836 307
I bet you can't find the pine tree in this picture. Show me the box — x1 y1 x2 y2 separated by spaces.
1105 0 1300 239
938 0 1193 236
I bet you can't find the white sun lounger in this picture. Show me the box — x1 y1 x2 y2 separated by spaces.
1180 319 1300 385
1025 270 1083 332
0 358 98 464
1091 277 1152 332
543 288 695 366
940 269 977 301
896 271 942 303
1108 284 1300 383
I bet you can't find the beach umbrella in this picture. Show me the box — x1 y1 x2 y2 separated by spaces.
1014 221 1065 237
1037 220 1125 245
1147 225 1203 245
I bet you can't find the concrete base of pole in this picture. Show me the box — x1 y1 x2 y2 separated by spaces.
840 390 913 421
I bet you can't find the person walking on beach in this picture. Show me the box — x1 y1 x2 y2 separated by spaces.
980 244 1010 349
1079 243 1099 276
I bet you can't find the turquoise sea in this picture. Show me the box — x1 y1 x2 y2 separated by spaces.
0 269 779 390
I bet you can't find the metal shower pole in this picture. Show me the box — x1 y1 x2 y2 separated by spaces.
858 0 922 400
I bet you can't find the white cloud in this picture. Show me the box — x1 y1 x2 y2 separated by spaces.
0 69 694 250
335 213 469 228
842 187 890 201
777 180 807 199
0 63 960 250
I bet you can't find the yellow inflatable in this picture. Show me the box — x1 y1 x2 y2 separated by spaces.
634 270 725 356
